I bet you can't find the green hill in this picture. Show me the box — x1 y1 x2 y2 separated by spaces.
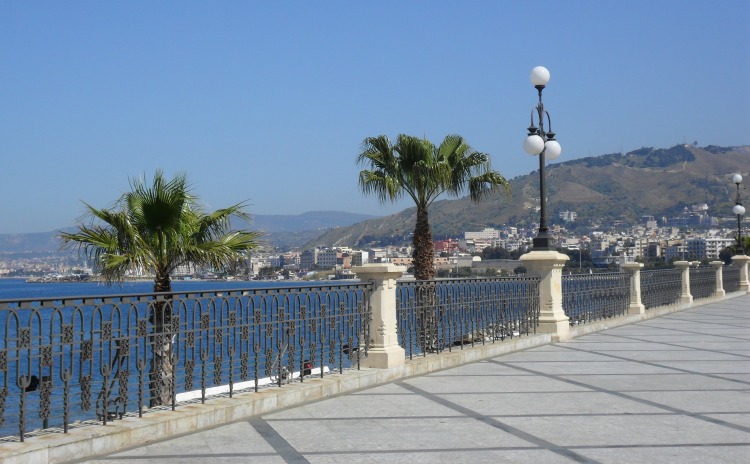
308 144 750 248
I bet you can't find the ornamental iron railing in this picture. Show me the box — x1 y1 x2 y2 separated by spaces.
561 272 630 325
395 277 540 359
723 267 741 293
640 269 682 310
689 267 717 300
0 283 371 441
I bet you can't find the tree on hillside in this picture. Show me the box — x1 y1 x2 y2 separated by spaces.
357 134 508 280
60 170 262 406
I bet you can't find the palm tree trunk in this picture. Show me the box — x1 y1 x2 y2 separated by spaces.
412 206 435 281
149 273 174 407
412 206 438 352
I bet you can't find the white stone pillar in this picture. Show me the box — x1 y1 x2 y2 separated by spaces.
520 250 570 342
710 261 725 298
674 261 693 305
731 255 750 293
352 263 406 368
621 262 645 315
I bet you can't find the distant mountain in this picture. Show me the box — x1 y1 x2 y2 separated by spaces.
0 211 379 253
248 211 378 233
246 211 379 249
307 144 750 248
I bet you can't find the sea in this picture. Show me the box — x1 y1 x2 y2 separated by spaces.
0 277 297 301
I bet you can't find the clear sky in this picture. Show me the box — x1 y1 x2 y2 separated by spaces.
1 1 749 234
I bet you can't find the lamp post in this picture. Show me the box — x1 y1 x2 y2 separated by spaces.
732 173 745 255
524 66 562 251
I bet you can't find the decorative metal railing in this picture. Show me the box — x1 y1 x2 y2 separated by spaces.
0 283 371 441
395 277 540 359
561 272 630 325
640 269 682 309
689 267 716 300
723 267 741 293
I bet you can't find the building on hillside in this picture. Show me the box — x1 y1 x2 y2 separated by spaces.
434 239 460 254
283 251 300 268
560 237 580 250
173 263 197 277
351 250 369 267
665 244 688 261
497 239 526 252
641 215 658 229
558 211 577 223
591 250 634 267
391 257 412 267
667 204 718 228
370 248 388 263
316 249 339 269
634 239 661 259
464 228 500 240
300 249 317 271
686 237 735 259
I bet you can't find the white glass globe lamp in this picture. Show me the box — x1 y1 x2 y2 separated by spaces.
530 66 550 87
544 140 562 160
733 204 746 216
524 134 545 155
732 173 743 184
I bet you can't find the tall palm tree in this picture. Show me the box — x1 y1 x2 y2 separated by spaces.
357 134 508 280
60 170 262 406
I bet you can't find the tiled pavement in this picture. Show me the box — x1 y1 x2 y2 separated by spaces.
76 294 750 463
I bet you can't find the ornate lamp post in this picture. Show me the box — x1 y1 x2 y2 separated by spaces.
732 173 745 255
524 66 561 251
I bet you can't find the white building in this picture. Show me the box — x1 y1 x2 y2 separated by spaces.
687 238 735 259
351 250 370 267
559 211 577 223
464 228 500 240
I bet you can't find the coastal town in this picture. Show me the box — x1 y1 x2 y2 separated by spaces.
0 201 740 282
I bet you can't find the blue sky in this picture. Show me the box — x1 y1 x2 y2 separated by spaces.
1 1 749 234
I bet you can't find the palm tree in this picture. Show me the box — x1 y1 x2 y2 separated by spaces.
357 134 508 280
60 170 262 406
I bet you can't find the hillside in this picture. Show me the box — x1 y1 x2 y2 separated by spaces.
0 211 378 253
307 144 750 248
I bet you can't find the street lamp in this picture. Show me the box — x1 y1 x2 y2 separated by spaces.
524 66 561 250
732 173 745 255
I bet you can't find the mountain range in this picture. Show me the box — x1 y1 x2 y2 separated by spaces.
0 211 377 254
305 144 750 248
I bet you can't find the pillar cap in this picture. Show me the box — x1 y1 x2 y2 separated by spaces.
621 262 644 270
519 250 570 264
352 263 407 276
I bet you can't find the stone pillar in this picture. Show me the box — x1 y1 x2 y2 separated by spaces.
520 250 570 342
710 261 725 298
731 255 750 293
674 261 693 305
621 262 645 315
352 263 406 368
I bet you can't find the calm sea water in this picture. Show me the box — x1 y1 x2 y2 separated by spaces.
0 277 307 301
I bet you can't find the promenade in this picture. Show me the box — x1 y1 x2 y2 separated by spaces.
72 294 750 464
